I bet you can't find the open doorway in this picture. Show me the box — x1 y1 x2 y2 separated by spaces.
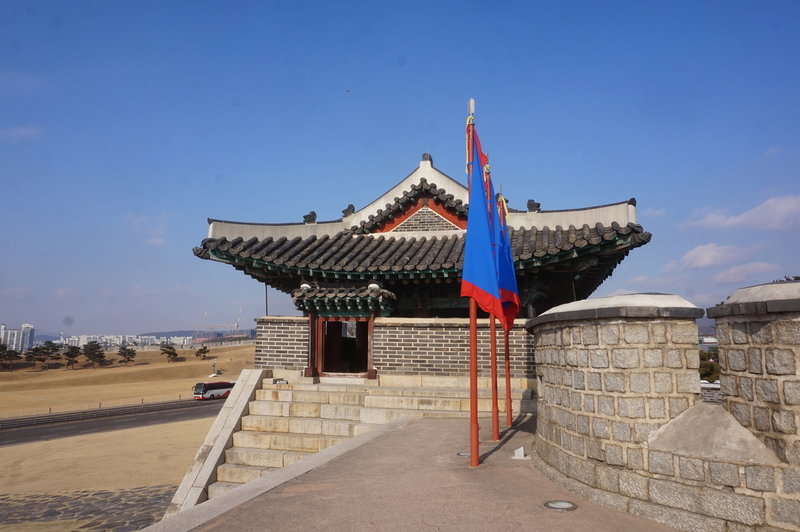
320 319 370 374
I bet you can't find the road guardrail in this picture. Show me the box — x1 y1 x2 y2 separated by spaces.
0 399 216 430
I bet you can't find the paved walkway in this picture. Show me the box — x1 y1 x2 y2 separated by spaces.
151 416 677 532
0 485 174 531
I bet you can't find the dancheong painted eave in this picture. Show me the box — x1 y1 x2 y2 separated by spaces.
193 154 651 316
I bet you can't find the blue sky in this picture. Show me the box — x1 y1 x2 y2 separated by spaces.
1 1 798 335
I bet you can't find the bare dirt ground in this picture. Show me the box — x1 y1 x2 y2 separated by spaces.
1 418 213 494
0 343 255 495
0 344 255 417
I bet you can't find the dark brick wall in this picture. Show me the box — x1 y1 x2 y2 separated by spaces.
254 317 308 370
392 207 459 232
373 318 534 377
254 316 534 378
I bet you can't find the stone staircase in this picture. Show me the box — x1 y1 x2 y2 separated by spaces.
206 378 534 498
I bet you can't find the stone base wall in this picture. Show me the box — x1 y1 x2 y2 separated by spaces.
254 316 535 382
527 292 800 531
254 316 308 370
715 311 800 465
533 441 799 531
532 314 700 474
373 317 534 378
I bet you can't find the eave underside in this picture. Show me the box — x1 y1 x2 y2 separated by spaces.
194 223 650 316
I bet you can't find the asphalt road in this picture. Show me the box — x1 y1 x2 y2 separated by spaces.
0 401 223 447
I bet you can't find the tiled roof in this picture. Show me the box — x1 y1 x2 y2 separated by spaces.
193 222 650 291
291 284 396 315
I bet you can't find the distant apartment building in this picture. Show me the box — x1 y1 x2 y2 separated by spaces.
63 334 192 348
0 323 35 351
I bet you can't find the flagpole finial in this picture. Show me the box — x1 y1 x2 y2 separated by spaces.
468 98 475 116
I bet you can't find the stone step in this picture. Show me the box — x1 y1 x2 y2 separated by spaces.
248 400 322 418
362 395 462 411
241 415 368 437
216 463 274 484
225 447 311 468
359 407 471 424
255 388 369 405
233 430 346 452
207 481 242 499
260 381 533 399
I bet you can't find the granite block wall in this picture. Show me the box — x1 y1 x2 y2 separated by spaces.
528 292 800 532
713 311 800 466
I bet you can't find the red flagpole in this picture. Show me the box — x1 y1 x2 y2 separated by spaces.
490 314 500 441
469 298 480 467
504 328 513 427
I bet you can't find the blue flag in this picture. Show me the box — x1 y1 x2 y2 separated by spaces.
495 194 520 331
460 121 505 320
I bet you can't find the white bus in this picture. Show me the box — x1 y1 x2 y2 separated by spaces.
193 381 235 400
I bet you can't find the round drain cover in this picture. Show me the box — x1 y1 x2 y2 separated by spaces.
544 500 577 511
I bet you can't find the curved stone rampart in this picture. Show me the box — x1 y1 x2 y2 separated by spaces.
708 281 800 466
528 292 800 531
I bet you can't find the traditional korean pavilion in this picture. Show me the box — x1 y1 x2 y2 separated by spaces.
193 154 650 378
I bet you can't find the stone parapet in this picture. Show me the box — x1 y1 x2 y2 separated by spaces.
708 281 800 466
528 293 800 531
528 294 703 475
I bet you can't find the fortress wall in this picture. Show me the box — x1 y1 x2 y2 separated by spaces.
709 294 800 466
528 292 800 531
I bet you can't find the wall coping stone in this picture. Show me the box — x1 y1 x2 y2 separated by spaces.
527 293 704 329
376 317 527 327
648 402 781 465
255 315 308 323
707 281 800 317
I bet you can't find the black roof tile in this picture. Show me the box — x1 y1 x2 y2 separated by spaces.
194 223 651 288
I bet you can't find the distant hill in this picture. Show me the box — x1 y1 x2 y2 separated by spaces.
34 332 61 342
137 330 196 337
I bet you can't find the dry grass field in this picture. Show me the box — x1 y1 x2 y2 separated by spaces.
0 343 256 497
0 343 255 417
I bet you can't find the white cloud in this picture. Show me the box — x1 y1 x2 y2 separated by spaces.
145 236 168 246
641 208 665 217
662 243 751 273
713 262 780 284
0 286 32 300
763 147 780 158
689 195 800 230
126 213 169 246
683 243 744 269
0 125 42 141
54 287 78 298
0 71 46 94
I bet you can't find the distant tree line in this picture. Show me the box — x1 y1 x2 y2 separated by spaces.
0 340 214 372
0 340 202 372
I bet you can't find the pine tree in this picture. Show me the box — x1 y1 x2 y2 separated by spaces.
82 341 106 368
117 344 137 366
160 342 178 363
195 345 210 360
64 345 81 369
